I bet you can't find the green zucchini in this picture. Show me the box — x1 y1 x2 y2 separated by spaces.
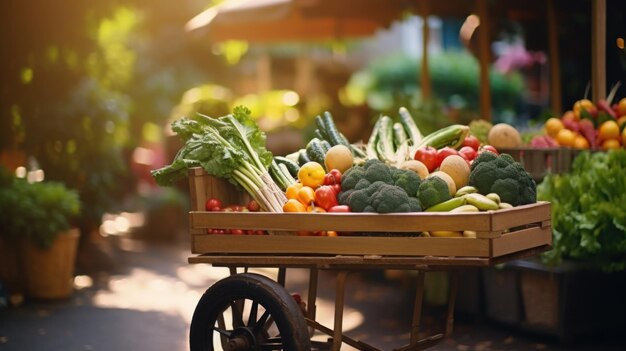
274 156 300 177
416 124 470 150
313 129 325 141
305 138 327 167
398 107 423 145
320 140 332 153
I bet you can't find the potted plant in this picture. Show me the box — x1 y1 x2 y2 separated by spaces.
0 165 81 299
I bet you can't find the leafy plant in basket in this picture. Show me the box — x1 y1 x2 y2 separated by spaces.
0 165 81 249
151 106 287 212
537 149 626 272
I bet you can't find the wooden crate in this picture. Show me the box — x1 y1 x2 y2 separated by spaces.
188 168 551 259
499 147 581 182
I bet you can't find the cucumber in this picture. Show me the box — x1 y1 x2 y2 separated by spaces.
315 115 330 141
305 138 327 167
274 156 300 177
320 140 332 153
322 111 349 147
313 129 325 141
297 149 311 166
398 107 423 145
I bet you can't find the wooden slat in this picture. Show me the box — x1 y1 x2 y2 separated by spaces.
191 235 491 257
490 226 552 257
591 0 606 102
190 210 497 232
490 202 551 231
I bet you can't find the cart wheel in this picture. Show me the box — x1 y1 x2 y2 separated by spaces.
190 273 312 351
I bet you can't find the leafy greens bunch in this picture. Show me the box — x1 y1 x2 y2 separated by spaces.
151 106 287 212
537 149 626 272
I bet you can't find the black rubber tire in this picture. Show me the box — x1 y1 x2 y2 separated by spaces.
190 272 311 351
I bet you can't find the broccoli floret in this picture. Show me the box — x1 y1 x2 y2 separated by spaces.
345 189 371 212
341 167 365 191
408 197 422 212
354 178 372 190
370 184 411 213
335 159 425 213
392 169 422 197
417 176 452 209
468 152 537 206
364 161 393 184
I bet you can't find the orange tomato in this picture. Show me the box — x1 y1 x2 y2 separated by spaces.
601 139 621 150
285 182 303 200
617 115 626 128
544 117 565 137
297 161 326 189
297 186 316 206
573 135 590 149
556 129 576 147
283 199 307 212
598 120 620 141
622 127 626 147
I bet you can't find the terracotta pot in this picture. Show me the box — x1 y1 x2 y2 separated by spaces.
20 228 80 299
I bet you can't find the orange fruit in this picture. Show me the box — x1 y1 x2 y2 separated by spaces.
617 115 626 128
573 135 590 149
283 199 307 212
601 139 621 150
562 110 577 122
297 161 326 189
573 99 593 119
556 129 576 147
306 204 326 213
285 182 303 200
544 117 565 137
618 97 626 116
598 120 620 141
297 186 316 206
622 127 626 146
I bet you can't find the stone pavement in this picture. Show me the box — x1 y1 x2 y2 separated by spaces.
0 234 622 351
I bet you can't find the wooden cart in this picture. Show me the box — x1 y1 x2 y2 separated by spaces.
187 168 552 351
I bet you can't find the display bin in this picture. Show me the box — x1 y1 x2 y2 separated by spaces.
187 167 552 260
482 258 626 343
498 147 582 183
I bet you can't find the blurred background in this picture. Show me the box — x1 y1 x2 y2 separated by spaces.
1 0 626 350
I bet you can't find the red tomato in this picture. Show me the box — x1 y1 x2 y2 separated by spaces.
414 146 438 172
323 169 342 185
458 146 477 162
314 185 339 211
328 205 351 212
230 229 244 235
479 145 499 155
330 184 341 195
205 198 222 211
462 135 481 150
435 147 458 168
246 200 260 212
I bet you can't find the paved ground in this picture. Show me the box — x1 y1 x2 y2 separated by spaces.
0 232 623 351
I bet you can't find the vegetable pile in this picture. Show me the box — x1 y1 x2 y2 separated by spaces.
538 149 626 272
151 106 287 212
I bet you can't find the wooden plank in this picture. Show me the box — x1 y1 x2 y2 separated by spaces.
546 0 562 115
490 202 551 231
591 0 606 102
189 210 499 232
191 235 491 257
491 226 552 257
476 0 492 121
